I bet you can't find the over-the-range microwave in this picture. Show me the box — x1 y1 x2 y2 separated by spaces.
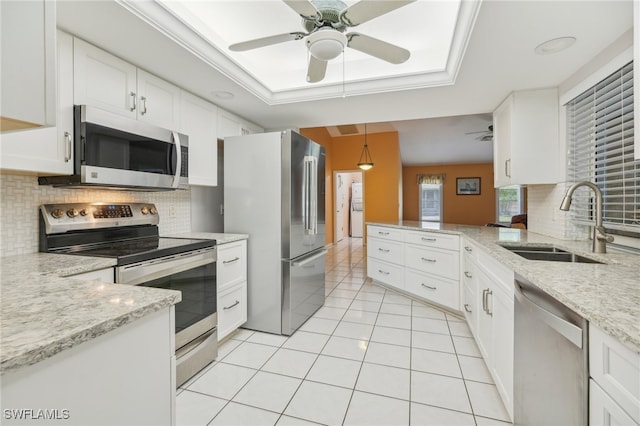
38 105 188 191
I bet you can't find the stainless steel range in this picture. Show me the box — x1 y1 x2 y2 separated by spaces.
39 202 217 387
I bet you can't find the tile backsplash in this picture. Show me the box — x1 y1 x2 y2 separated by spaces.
527 182 589 240
0 174 192 258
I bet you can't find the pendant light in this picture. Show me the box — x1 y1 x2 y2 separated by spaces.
357 123 374 171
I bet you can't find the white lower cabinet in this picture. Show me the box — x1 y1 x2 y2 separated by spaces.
1 308 176 425
216 239 247 341
366 225 460 311
590 324 640 425
467 241 514 420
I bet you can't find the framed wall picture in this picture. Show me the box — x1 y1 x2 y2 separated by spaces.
456 177 481 195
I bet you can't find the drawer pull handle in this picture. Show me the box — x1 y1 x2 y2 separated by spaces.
464 272 472 278
464 246 473 252
223 257 240 264
421 283 437 290
464 304 472 313
378 248 390 253
378 269 390 275
422 237 437 242
378 231 390 236
224 300 240 310
421 257 437 263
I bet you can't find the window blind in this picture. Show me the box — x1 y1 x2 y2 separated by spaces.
566 61 639 233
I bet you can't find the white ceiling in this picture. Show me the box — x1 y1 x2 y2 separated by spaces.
56 1 634 165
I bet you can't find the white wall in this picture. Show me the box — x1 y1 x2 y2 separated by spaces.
0 174 192 258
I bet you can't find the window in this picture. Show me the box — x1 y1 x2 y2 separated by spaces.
417 174 444 222
420 183 442 221
496 186 525 224
566 61 639 236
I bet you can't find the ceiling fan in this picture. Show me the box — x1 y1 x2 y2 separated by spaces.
465 125 494 142
228 0 416 83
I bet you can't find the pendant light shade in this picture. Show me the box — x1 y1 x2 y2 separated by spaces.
357 124 374 170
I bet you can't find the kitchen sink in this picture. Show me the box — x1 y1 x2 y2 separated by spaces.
500 244 605 264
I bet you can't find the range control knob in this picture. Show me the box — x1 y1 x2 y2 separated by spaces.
67 209 79 218
51 208 64 219
149 207 157 215
79 209 88 216
141 207 149 215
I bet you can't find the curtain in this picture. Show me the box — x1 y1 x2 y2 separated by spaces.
417 174 445 185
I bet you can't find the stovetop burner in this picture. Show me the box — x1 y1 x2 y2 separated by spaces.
39 202 215 265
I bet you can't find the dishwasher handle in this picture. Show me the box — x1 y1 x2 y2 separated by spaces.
514 280 583 349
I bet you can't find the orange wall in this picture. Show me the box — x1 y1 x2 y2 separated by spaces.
301 129 402 244
403 163 496 226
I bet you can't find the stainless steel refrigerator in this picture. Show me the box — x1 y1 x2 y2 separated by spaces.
224 130 326 335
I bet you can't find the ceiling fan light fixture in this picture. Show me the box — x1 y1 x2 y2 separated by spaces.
306 30 347 61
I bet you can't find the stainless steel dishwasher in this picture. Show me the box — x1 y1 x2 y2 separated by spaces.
514 274 588 425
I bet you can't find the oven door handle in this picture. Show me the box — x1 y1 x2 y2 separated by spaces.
118 249 215 286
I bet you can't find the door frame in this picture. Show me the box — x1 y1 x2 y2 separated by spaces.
333 170 364 243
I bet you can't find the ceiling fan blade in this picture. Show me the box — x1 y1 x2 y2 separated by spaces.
283 0 320 19
229 32 306 52
341 0 416 26
307 55 327 83
346 33 410 64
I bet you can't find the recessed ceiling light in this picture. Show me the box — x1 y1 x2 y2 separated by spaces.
213 91 234 99
534 37 576 55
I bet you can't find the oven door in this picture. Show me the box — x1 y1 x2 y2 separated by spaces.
116 247 216 350
76 105 188 189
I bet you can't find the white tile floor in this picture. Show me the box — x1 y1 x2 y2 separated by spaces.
176 238 513 426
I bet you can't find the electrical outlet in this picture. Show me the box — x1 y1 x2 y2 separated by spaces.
168 204 176 219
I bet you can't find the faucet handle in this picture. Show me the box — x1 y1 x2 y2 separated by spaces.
595 226 614 243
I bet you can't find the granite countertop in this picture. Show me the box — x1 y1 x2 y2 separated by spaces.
368 221 640 354
0 253 181 374
167 232 248 244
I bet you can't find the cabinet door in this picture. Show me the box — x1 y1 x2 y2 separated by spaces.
1 0 55 130
137 70 180 128
491 285 514 418
493 95 512 188
74 38 137 118
217 109 243 139
475 269 493 361
180 91 218 186
0 29 73 175
590 379 639 426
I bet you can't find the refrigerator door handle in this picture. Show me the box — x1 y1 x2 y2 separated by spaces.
303 155 317 235
292 249 328 267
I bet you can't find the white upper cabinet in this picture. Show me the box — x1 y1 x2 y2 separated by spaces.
137 70 181 128
180 91 218 187
0 0 55 131
74 39 180 129
217 109 263 139
1 30 73 175
493 88 560 187
73 38 137 119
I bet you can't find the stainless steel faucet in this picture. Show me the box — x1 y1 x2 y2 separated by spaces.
560 181 614 253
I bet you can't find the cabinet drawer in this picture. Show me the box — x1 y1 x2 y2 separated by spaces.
590 326 640 424
367 225 403 242
405 269 459 310
405 230 459 251
367 237 403 264
218 282 247 341
590 379 639 426
462 281 476 332
405 244 459 280
217 241 246 289
367 257 404 289
461 239 478 260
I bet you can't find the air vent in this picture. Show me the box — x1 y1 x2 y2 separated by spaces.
337 124 359 135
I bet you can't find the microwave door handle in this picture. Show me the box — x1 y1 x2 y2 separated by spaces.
172 132 182 188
